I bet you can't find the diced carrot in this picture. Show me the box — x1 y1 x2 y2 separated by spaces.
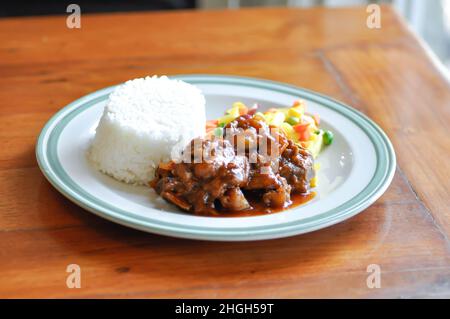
293 99 304 107
238 105 248 115
313 114 320 126
205 119 218 131
299 130 310 142
292 99 306 111
206 119 218 126
293 122 310 133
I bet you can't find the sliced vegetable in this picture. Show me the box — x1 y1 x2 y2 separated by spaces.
206 119 218 126
293 122 310 133
286 116 300 126
248 103 259 115
288 106 304 118
310 176 317 188
310 159 321 187
298 129 310 142
323 130 334 145
211 100 332 163
226 106 240 118
232 102 245 109
205 119 218 132
214 127 224 137
313 114 320 126
253 112 266 122
218 114 237 126
239 106 248 115
292 100 302 107
308 132 324 158
280 122 297 141
276 107 290 117
268 112 286 126
233 102 248 115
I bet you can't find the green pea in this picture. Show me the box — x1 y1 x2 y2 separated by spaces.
323 130 334 145
218 122 225 128
214 127 224 137
286 116 300 126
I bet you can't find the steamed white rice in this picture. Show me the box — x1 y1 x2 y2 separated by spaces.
88 75 206 185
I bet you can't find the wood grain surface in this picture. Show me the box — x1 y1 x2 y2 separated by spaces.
0 6 449 298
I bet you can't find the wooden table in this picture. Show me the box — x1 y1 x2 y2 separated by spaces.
1 6 449 298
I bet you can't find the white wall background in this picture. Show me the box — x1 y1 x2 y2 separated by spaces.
198 0 450 70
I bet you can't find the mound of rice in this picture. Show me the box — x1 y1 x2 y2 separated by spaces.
88 75 206 185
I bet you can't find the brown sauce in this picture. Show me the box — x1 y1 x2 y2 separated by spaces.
153 115 316 216
195 191 316 218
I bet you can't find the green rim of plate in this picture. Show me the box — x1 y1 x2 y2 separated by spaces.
36 75 396 241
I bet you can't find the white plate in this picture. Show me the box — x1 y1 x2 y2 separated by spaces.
36 75 396 241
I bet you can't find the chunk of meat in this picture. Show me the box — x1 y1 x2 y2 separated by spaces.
263 178 292 208
153 138 250 214
279 140 315 194
219 188 250 211
151 114 315 215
